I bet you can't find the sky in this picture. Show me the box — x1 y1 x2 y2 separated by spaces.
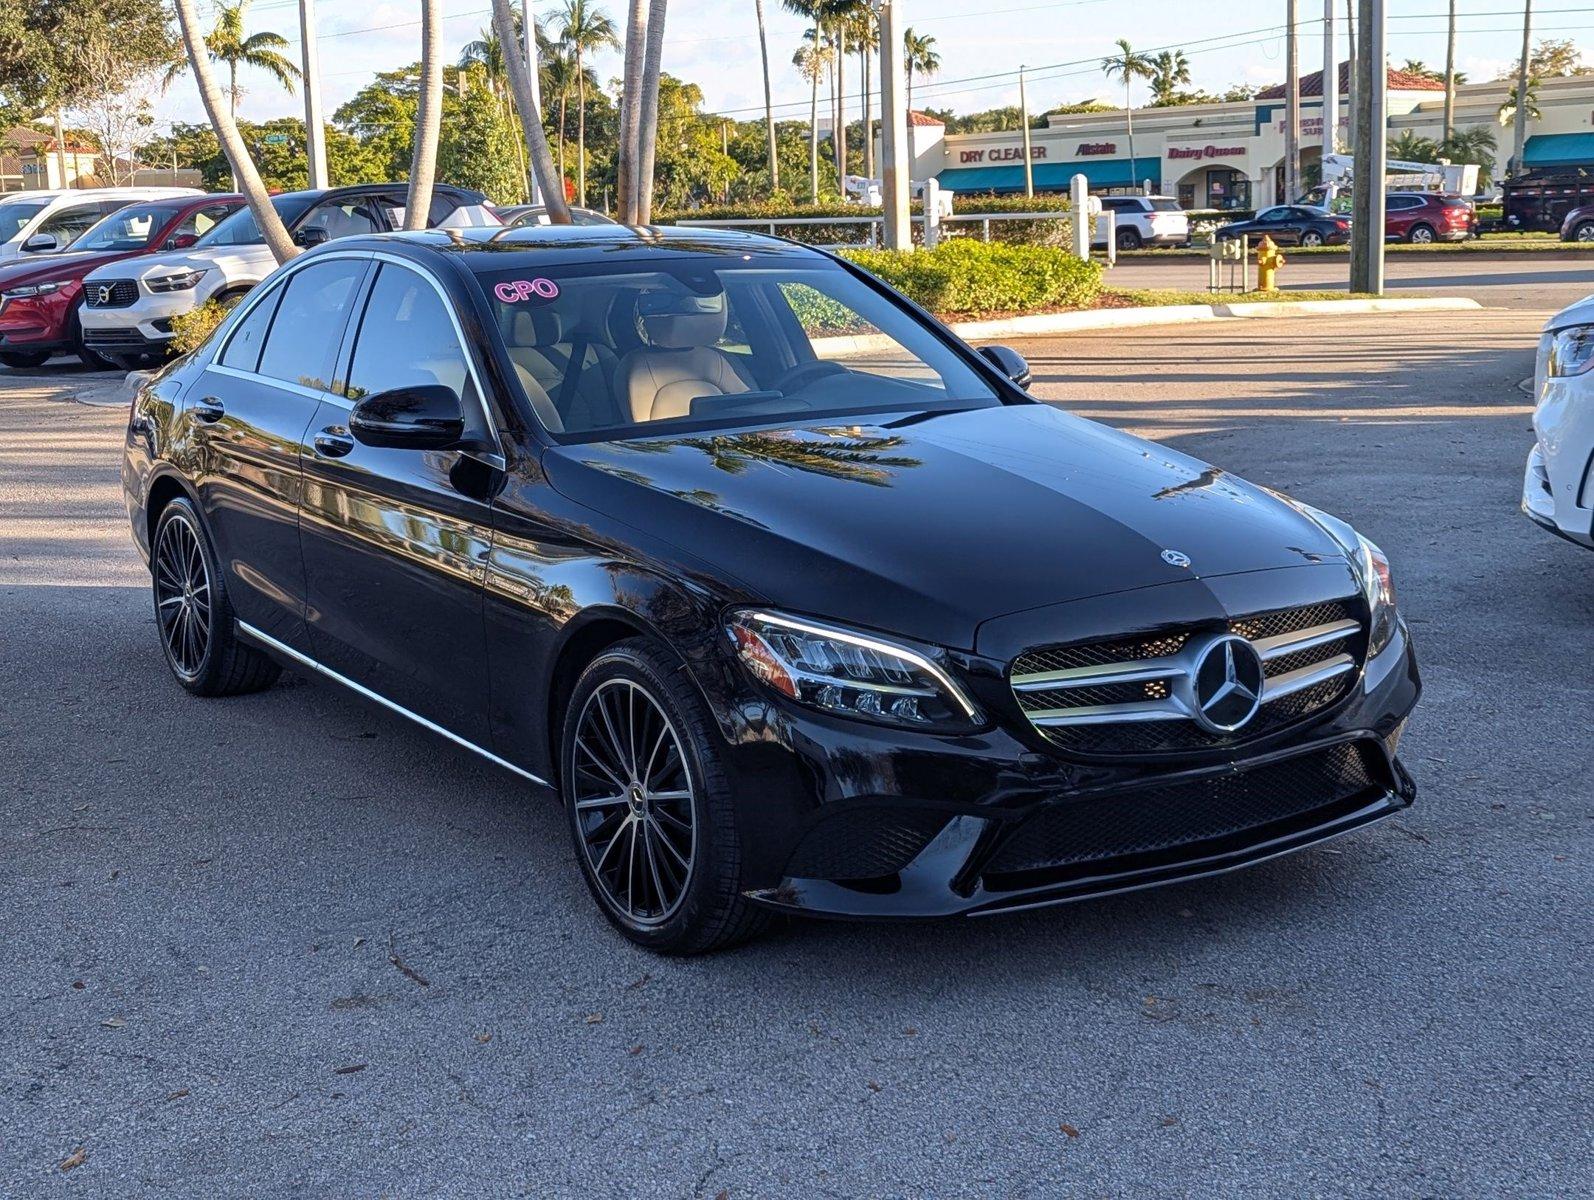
150 0 1593 132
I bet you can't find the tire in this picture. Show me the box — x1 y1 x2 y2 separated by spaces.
1572 221 1594 244
560 637 768 955
213 287 251 311
1301 231 1325 248
100 353 138 372
68 300 115 370
1406 223 1436 244
1115 227 1143 251
150 496 281 697
0 350 50 369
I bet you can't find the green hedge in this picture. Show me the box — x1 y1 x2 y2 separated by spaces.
839 239 1101 318
656 198 1071 247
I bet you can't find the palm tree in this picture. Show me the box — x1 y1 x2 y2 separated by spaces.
1389 130 1439 163
1498 77 1542 126
635 0 669 224
171 0 295 263
164 0 300 121
1101 39 1155 189
1440 125 1497 163
542 46 581 190
491 0 571 221
1148 50 1191 107
754 0 779 194
848 6 878 182
792 29 831 200
1510 0 1534 174
551 0 619 207
406 0 443 230
460 24 528 202
618 0 647 221
904 28 939 168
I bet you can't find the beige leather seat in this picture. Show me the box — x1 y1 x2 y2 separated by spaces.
615 293 748 423
502 308 621 432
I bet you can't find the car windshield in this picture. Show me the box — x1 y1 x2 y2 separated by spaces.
476 252 1003 441
196 195 315 248
0 199 49 242
70 203 170 251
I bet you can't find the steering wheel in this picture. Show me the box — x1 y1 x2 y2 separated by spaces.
771 359 849 394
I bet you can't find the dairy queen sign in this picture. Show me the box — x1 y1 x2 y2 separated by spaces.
1168 144 1248 161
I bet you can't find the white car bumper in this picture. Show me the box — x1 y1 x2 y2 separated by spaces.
1522 334 1594 548
78 271 228 344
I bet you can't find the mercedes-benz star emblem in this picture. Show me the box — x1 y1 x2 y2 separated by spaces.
1191 635 1265 733
1161 549 1192 569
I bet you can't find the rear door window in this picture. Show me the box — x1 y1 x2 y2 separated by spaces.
219 286 283 373
255 258 368 392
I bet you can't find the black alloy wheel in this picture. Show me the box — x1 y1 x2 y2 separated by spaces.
561 639 767 954
1116 227 1143 251
150 497 280 696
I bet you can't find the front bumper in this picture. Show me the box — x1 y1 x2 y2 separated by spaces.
1522 342 1594 549
725 619 1421 921
78 275 220 342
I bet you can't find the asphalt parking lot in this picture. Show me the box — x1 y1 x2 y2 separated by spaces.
3 295 1591 1196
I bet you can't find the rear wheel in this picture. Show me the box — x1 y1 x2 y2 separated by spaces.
1301 231 1325 248
0 350 50 369
1115 227 1143 251
151 497 281 696
1406 223 1436 244
560 638 767 954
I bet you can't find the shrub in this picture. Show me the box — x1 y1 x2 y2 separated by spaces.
656 197 1071 248
168 300 232 358
840 239 1101 317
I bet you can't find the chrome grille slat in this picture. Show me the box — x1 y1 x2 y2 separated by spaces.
1010 598 1367 756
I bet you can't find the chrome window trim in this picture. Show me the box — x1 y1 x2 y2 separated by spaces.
237 621 549 788
209 246 505 460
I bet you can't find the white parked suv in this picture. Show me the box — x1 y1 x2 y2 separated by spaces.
0 187 200 262
1523 292 1594 549
1095 195 1191 251
79 184 497 362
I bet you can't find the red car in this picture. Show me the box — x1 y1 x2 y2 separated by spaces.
0 193 243 369
1384 192 1476 243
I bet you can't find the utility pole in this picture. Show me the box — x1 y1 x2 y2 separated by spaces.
523 0 543 204
1322 0 1338 158
1285 0 1301 203
874 0 910 250
1512 0 1532 176
1442 0 1457 141
1350 0 1386 295
1019 65 1034 198
299 0 328 188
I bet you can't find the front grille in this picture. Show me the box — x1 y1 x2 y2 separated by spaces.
83 280 137 308
82 328 153 349
1011 597 1366 756
782 805 949 881
982 739 1385 883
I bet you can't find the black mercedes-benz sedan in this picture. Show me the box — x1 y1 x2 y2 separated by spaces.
121 225 1419 953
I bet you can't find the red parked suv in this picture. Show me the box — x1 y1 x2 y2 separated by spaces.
0 193 243 369
1384 192 1476 243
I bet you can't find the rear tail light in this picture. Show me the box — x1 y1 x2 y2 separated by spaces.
1334 219 1351 231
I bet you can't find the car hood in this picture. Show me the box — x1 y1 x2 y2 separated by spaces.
1545 292 1594 332
543 404 1346 651
0 249 124 287
94 244 272 283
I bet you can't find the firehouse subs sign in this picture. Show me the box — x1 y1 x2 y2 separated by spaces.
1168 144 1248 161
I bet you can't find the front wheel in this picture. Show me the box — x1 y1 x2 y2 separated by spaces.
1571 221 1594 244
69 301 115 370
560 638 767 954
151 497 281 696
1301 231 1325 248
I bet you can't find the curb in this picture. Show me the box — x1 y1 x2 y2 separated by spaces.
946 296 1483 340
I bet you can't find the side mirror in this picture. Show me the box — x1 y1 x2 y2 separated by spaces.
349 384 465 450
293 226 329 248
978 344 1032 390
165 232 199 250
22 233 58 253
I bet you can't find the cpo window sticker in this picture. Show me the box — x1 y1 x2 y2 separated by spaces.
494 277 560 304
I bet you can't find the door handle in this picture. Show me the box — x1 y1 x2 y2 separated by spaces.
313 430 354 458
192 396 225 423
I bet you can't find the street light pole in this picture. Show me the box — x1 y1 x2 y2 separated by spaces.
299 0 328 189
523 0 543 204
1285 0 1301 202
1019 65 1034 199
875 0 910 250
1350 0 1386 295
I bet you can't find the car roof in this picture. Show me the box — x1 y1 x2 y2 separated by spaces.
325 224 820 268
266 182 488 205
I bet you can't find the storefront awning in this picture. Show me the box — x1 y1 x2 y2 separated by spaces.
1523 133 1594 167
936 158 1160 193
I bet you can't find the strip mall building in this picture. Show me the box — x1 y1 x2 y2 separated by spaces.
909 65 1594 208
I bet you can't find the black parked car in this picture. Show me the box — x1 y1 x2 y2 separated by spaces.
1215 205 1352 247
122 226 1419 953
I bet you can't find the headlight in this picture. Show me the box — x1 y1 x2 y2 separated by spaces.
727 610 981 730
1547 324 1594 377
1278 498 1399 658
0 281 61 299
148 269 206 293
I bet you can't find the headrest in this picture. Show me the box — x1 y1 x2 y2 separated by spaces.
509 308 564 348
638 290 727 349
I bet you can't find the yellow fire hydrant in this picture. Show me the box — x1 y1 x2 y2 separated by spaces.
1256 235 1285 292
